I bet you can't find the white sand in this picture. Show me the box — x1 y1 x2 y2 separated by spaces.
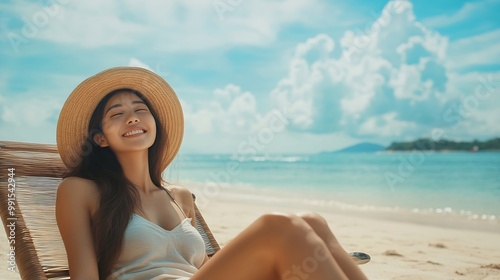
1 194 499 279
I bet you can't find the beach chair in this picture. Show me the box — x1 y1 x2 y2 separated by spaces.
0 141 370 280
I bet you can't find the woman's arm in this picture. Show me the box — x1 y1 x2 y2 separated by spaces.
55 177 99 280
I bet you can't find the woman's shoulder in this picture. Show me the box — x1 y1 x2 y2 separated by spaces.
57 177 100 214
163 185 195 215
58 176 99 192
164 185 193 200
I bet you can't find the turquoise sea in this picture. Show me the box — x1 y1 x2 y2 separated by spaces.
165 152 500 231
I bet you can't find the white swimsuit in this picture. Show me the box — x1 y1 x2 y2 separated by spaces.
108 192 206 280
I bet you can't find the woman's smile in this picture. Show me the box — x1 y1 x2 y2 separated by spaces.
123 127 147 137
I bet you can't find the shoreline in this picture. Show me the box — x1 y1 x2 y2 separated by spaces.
182 181 500 234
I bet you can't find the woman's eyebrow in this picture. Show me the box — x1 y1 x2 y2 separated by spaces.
105 100 146 114
105 104 122 114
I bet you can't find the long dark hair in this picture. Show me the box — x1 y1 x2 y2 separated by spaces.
64 89 168 279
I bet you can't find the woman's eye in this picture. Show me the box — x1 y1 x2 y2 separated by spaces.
111 113 122 118
136 109 148 112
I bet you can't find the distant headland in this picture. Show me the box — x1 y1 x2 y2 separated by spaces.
386 137 500 152
318 137 500 155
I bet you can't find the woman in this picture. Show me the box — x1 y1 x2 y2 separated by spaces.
55 67 368 280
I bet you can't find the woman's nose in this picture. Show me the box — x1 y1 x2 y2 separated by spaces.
126 113 140 124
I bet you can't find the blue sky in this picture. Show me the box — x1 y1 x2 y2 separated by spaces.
0 0 499 154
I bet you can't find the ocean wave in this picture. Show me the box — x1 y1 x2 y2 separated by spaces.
231 155 309 163
295 199 499 226
223 191 498 223
178 154 310 163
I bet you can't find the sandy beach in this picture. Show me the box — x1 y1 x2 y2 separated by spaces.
1 193 499 279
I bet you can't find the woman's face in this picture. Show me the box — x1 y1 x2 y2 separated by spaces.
94 91 157 154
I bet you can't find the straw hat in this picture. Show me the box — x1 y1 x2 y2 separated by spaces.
56 67 184 170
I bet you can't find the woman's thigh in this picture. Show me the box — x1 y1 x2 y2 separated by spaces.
190 214 287 280
190 213 345 280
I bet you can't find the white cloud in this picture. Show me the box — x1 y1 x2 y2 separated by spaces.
272 2 429 134
5 0 324 51
446 29 500 70
271 34 349 134
445 71 500 102
185 84 260 135
128 57 153 71
186 106 220 134
0 93 61 144
295 34 335 64
468 110 500 136
389 62 435 101
214 84 241 107
422 0 498 28
266 0 500 142
358 112 418 137
1 95 60 126
440 71 500 134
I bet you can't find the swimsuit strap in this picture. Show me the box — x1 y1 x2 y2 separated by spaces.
162 187 188 219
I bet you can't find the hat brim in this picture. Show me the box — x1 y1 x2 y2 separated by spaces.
56 67 184 171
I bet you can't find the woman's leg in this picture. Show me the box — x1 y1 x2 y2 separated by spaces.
297 212 368 280
191 213 351 280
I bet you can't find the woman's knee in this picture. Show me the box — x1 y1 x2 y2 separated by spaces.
296 212 342 250
296 212 328 228
254 213 325 254
255 213 315 240
256 212 302 229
